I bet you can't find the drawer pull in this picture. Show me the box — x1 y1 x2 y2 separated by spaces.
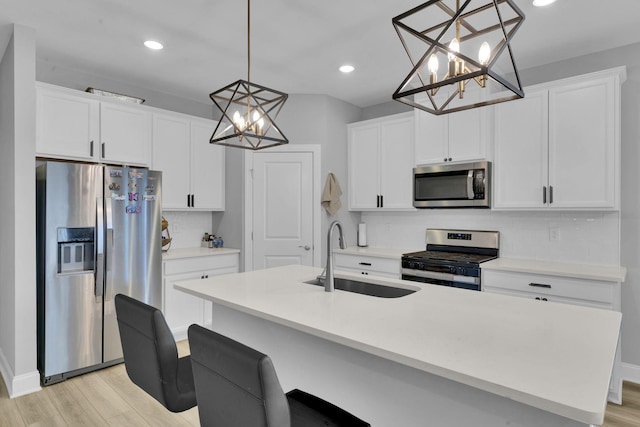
359 262 372 266
529 282 551 289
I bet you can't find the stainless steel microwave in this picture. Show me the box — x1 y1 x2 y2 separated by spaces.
413 161 491 208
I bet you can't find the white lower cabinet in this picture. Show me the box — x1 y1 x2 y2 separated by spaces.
482 268 623 403
163 253 239 340
482 269 618 309
334 253 400 279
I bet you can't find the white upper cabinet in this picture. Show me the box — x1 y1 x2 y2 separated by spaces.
152 113 191 209
36 84 99 161
348 113 414 211
190 118 225 210
493 91 549 209
152 112 224 211
414 92 489 165
493 67 625 210
548 77 616 209
36 83 151 166
100 102 152 166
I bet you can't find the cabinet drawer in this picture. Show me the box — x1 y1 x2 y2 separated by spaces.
483 270 615 305
164 254 239 275
334 253 400 276
484 286 614 310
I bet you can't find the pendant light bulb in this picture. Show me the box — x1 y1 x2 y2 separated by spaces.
428 54 439 75
478 42 491 66
233 110 245 130
448 38 460 61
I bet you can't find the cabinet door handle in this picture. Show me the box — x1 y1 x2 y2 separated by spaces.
187 194 191 207
529 282 552 289
191 194 195 207
543 186 547 204
376 195 380 208
380 195 383 208
90 140 94 157
549 186 554 204
101 142 106 158
359 262 372 266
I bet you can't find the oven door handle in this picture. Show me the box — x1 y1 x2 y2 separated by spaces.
401 268 479 285
467 170 474 199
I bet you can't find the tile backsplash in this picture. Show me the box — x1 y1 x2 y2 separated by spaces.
361 210 621 266
162 211 214 249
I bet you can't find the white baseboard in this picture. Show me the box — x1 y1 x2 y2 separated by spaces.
0 347 41 398
620 362 640 385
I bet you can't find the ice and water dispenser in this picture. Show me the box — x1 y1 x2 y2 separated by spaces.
57 227 95 274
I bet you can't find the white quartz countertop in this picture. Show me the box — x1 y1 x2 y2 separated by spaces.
175 265 621 425
334 246 416 259
162 247 240 261
482 257 627 283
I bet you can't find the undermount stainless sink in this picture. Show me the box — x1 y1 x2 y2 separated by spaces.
303 277 416 298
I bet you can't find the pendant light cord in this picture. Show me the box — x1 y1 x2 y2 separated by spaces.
247 0 251 84
247 0 251 118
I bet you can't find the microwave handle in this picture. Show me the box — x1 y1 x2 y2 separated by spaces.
467 170 474 199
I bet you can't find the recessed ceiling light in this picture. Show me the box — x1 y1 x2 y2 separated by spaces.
532 0 557 6
339 65 355 73
144 40 164 50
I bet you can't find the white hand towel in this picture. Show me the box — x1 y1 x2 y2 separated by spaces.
321 172 342 216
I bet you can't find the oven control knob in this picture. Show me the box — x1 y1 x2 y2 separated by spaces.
456 266 466 275
448 266 456 274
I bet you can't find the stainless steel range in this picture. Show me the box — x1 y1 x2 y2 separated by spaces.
401 229 499 291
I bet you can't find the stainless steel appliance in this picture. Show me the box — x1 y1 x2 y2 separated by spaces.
413 161 491 208
401 229 499 291
36 161 162 385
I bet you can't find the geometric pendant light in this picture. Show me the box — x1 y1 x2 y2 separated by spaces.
210 0 289 149
392 0 525 115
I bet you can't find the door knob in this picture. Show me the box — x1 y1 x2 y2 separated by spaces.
298 245 311 251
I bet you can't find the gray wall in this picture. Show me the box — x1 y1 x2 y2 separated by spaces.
0 24 38 397
362 99 411 121
36 59 214 119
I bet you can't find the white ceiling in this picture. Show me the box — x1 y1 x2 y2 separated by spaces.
1 0 639 108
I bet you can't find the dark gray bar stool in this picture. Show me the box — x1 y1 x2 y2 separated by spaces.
188 324 370 427
115 294 196 412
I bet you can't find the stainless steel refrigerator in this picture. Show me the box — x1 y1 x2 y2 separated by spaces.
36 161 162 385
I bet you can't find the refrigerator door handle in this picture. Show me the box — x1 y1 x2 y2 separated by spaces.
95 197 104 298
105 196 114 301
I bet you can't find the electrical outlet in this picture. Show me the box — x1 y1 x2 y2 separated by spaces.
549 227 560 241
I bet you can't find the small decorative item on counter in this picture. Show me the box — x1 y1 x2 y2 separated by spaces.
161 217 172 252
202 232 211 248
213 236 224 248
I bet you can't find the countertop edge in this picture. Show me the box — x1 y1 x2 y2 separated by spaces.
334 247 415 259
162 247 240 261
482 258 627 283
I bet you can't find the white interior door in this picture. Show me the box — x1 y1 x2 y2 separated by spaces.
251 150 315 270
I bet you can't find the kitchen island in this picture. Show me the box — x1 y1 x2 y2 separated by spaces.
175 265 621 426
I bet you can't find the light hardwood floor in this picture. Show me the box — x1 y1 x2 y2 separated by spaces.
1 340 639 426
